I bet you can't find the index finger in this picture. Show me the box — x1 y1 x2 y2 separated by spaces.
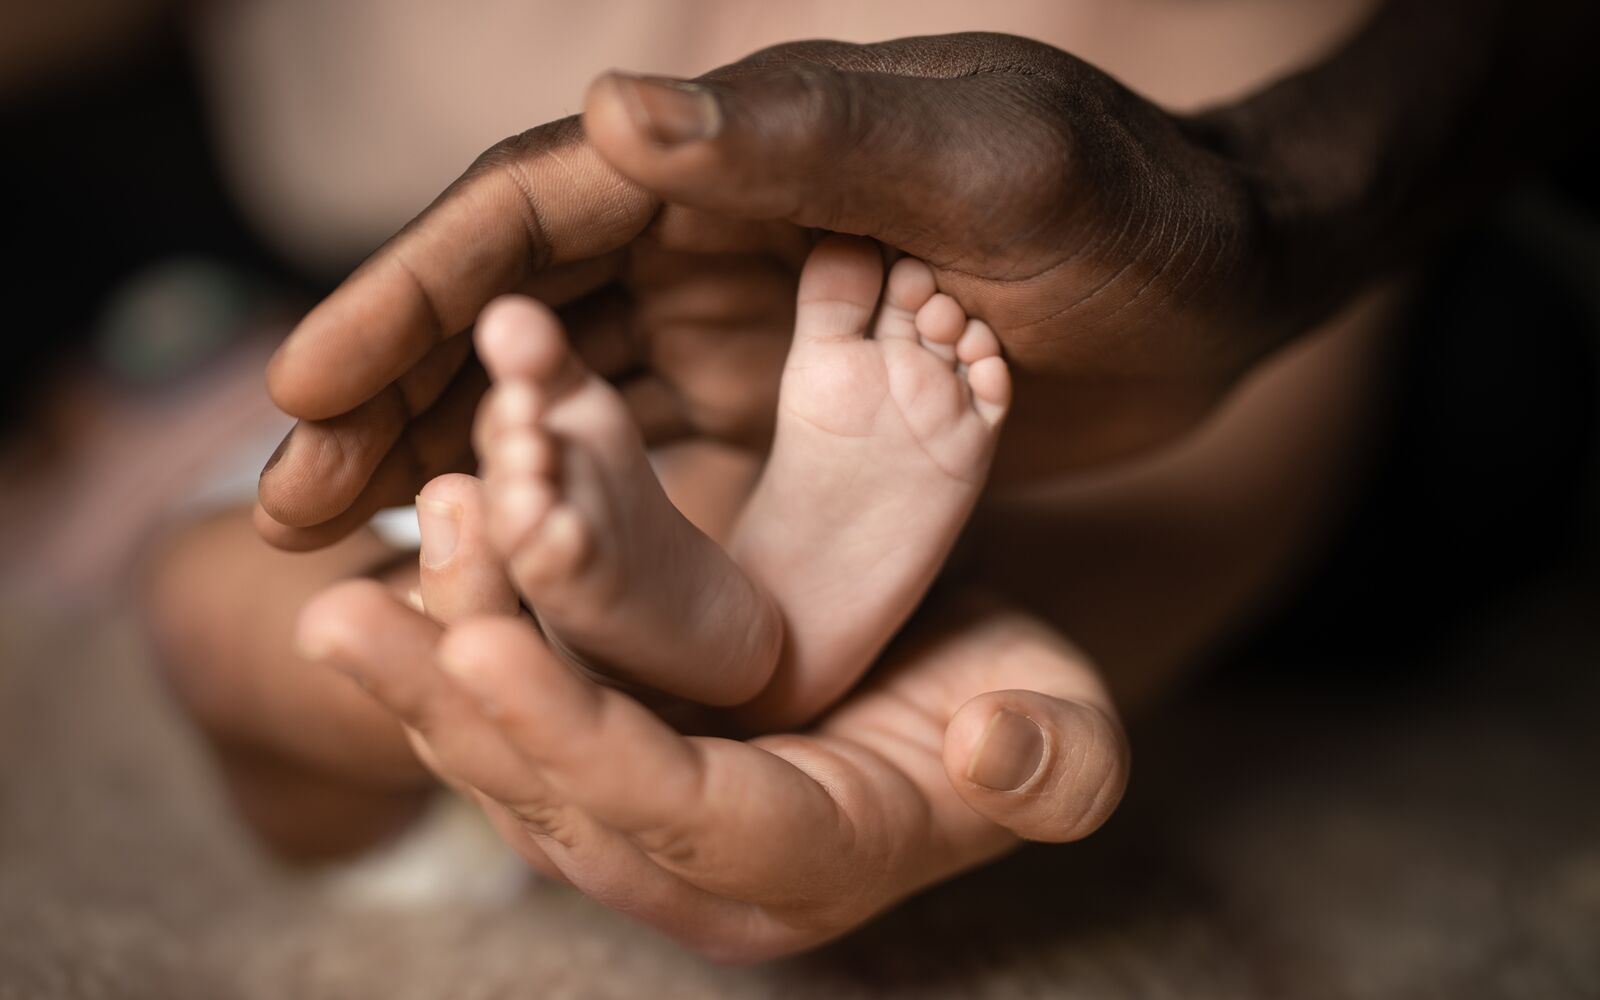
267 119 657 422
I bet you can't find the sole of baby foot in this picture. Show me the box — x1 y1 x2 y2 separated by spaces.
473 296 782 706
732 237 1010 728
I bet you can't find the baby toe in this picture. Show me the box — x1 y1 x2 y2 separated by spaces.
476 297 565 379
955 318 1002 365
914 293 966 361
966 354 1012 428
491 426 557 480
874 257 939 342
794 235 884 344
884 257 938 310
509 504 592 594
474 380 538 458
488 477 557 560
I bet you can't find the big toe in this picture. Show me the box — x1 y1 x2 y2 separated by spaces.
794 235 884 344
475 295 579 387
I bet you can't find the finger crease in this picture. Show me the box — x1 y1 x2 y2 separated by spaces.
391 250 451 348
502 162 557 279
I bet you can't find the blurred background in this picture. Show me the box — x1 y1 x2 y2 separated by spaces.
1 1 1597 996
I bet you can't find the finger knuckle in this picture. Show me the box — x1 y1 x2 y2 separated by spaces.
763 63 860 165
462 129 575 275
471 119 584 179
511 799 584 850
629 822 702 869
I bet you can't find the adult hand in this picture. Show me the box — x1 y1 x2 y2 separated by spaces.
258 32 1303 549
296 472 1129 961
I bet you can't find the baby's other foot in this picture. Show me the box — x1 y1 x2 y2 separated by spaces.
778 241 1010 469
734 237 1011 726
474 297 780 705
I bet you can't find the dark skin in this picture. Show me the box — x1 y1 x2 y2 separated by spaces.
256 0 1598 550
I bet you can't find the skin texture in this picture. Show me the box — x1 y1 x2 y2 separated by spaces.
296 475 1127 963
147 279 1387 924
236 41 1235 547
472 240 1011 724
256 33 1258 550
471 292 786 706
198 0 1598 953
276 284 1383 952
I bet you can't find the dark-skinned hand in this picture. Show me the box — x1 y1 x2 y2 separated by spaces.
258 33 1287 549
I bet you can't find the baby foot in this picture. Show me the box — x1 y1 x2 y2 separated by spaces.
474 297 781 706
733 236 1011 726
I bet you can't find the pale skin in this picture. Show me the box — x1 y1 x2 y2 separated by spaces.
474 237 1010 722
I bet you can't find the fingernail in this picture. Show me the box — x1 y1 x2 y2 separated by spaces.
967 709 1046 791
416 496 462 568
611 73 721 145
259 431 292 479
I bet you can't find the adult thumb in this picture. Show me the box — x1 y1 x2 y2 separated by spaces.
581 35 1083 265
943 689 1130 843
